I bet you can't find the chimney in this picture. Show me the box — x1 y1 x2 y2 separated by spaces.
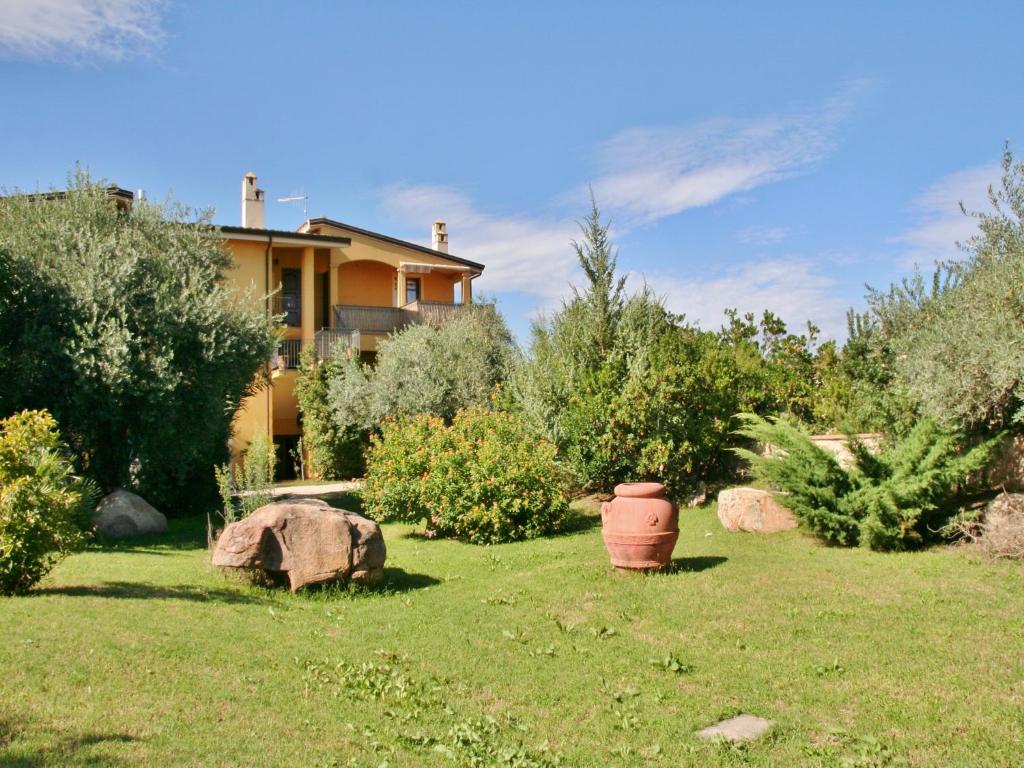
242 172 265 229
432 220 448 253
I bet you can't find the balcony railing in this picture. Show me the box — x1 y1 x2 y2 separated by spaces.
267 302 466 366
332 301 467 336
332 305 407 334
272 329 357 370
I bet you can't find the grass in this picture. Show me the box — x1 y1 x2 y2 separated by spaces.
1 496 1022 767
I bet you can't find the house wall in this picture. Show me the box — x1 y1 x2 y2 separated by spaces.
338 260 394 306
224 239 272 467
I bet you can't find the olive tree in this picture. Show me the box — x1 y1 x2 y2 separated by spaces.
0 171 278 513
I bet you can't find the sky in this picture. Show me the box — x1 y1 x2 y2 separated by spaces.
2 0 1022 342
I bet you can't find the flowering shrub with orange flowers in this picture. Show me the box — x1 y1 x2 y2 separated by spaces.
363 407 571 544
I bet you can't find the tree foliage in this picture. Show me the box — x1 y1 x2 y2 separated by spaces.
735 414 997 550
867 146 1024 431
0 172 278 513
293 344 366 480
328 304 515 432
511 201 840 496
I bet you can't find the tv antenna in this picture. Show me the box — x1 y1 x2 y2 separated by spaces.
276 191 309 222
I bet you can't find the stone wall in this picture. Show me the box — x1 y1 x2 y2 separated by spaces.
760 433 883 469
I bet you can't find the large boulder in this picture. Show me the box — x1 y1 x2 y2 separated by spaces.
716 487 797 533
211 499 386 591
94 489 168 538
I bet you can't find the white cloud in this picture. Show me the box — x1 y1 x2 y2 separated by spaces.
588 81 870 226
736 225 789 245
893 164 998 267
380 183 578 299
379 83 869 315
631 258 849 340
0 0 163 62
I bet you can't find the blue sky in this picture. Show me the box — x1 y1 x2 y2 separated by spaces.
2 1 1022 341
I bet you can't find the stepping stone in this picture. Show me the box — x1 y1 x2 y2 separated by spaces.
696 714 773 742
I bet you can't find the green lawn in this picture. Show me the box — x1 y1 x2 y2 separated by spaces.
1 495 1022 767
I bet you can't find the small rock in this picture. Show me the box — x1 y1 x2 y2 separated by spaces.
717 487 797 533
696 714 773 742
94 489 168 538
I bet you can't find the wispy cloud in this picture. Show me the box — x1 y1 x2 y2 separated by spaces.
380 183 578 299
589 81 871 226
633 258 849 340
380 83 868 313
0 0 164 62
893 164 998 267
736 225 789 246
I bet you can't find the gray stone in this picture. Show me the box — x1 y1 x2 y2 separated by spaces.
696 714 773 742
94 489 168 538
211 499 386 591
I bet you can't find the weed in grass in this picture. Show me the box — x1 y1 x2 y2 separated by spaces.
649 652 694 674
502 628 528 644
815 658 846 677
552 617 576 634
482 591 519 606
303 653 564 766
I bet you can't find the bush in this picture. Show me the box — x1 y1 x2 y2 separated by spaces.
0 410 95 595
735 414 998 551
364 408 571 544
329 304 515 432
949 493 1024 560
294 344 366 480
214 432 276 526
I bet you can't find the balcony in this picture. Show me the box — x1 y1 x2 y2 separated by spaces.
332 300 466 336
272 329 357 370
268 301 467 368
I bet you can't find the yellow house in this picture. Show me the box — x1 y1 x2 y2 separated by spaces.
222 173 484 474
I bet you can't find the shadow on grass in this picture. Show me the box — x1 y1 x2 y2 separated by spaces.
664 556 728 573
30 581 267 604
90 515 209 554
295 567 441 599
0 716 137 767
381 567 442 592
557 508 603 537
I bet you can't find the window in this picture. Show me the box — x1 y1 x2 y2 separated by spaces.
406 277 421 304
281 268 301 327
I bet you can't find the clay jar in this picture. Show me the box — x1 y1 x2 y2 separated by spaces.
601 482 678 571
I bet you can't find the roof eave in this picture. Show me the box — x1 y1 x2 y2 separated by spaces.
306 216 485 272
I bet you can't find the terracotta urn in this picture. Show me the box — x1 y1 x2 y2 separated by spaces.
601 482 678 571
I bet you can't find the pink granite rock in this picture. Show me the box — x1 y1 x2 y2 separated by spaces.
212 499 385 590
716 487 797 533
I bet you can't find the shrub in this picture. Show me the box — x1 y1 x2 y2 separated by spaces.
0 410 96 595
214 432 276 526
948 493 1024 560
362 414 440 526
294 344 366 480
329 304 515 432
734 414 998 551
364 408 571 544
